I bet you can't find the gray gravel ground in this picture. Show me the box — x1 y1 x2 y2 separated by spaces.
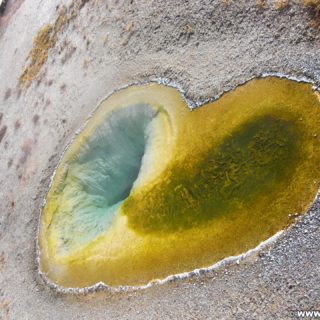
0 0 320 319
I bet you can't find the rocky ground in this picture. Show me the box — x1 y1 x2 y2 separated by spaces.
0 0 320 319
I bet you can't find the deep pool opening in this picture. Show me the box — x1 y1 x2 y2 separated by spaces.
76 103 157 206
52 103 158 253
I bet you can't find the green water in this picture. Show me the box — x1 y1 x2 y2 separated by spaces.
124 113 302 233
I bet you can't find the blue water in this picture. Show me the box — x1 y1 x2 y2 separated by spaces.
52 104 158 253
